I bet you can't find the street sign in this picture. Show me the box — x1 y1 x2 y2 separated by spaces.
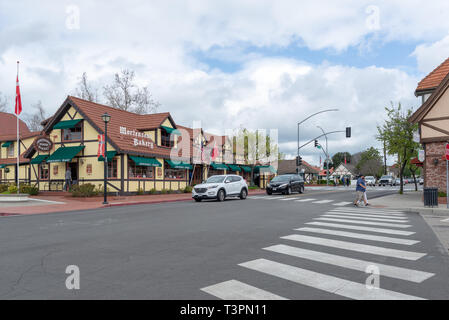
446 143 449 161
418 149 425 162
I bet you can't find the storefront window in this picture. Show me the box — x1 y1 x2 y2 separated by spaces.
107 158 118 179
62 122 82 141
164 168 186 180
208 169 223 177
129 162 155 179
40 164 49 180
161 129 173 148
7 144 14 158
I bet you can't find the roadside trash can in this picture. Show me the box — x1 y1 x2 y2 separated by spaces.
423 187 438 207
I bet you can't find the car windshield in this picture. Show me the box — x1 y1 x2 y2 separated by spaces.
366 176 374 180
206 176 225 183
271 175 292 182
381 176 392 179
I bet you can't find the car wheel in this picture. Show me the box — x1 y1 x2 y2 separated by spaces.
266 190 272 195
299 185 304 194
285 186 291 195
194 198 202 202
240 188 248 200
217 189 225 202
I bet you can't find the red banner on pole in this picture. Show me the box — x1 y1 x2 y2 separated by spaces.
445 143 449 161
98 134 105 158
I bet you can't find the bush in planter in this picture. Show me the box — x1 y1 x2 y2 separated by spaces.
70 183 99 197
137 188 145 195
148 188 157 195
0 184 8 193
19 184 39 195
183 186 192 193
8 185 18 194
161 189 169 194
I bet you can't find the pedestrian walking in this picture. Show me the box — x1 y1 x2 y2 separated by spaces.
346 176 350 187
342 176 345 187
353 175 368 206
64 168 72 191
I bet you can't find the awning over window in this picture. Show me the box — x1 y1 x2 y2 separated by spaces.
210 162 229 170
240 165 252 173
46 145 85 163
30 155 48 164
161 126 181 135
98 151 117 162
2 141 13 148
129 156 162 167
0 164 6 168
53 119 82 129
227 164 242 172
165 160 192 170
255 165 277 174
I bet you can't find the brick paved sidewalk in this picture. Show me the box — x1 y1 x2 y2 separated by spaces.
0 190 266 216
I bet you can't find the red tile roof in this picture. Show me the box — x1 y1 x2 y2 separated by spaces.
0 111 31 137
416 57 449 93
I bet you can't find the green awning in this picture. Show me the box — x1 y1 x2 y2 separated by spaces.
0 164 6 169
46 146 85 163
161 126 181 135
53 119 82 129
98 151 117 162
210 162 229 170
30 155 48 164
165 160 192 169
255 165 277 174
2 141 13 148
240 165 252 173
129 156 162 167
227 164 242 172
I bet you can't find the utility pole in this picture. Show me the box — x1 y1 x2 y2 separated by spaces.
384 139 387 175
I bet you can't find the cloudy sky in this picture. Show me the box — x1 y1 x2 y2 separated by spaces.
1 1 449 166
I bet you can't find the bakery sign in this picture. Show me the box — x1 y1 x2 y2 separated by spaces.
34 136 53 152
120 126 154 149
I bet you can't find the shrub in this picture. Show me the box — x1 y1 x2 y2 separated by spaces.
137 188 145 195
19 184 39 195
0 184 8 193
148 188 157 195
248 186 259 190
8 185 18 194
70 183 99 197
183 186 192 193
161 189 169 194
438 191 447 197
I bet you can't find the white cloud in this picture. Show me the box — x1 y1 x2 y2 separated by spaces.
413 35 449 73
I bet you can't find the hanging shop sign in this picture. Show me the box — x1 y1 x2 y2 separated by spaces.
34 136 53 152
119 126 154 149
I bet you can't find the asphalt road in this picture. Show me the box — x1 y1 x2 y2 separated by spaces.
0 186 448 300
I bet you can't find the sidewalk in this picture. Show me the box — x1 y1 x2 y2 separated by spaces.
369 191 449 253
0 189 266 216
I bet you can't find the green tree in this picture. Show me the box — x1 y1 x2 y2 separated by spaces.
377 102 419 194
332 152 351 168
356 147 383 177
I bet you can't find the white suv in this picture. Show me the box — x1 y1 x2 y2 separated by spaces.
192 175 249 202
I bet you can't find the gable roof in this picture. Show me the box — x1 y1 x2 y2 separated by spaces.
0 111 31 137
40 96 185 160
415 57 449 95
278 159 320 175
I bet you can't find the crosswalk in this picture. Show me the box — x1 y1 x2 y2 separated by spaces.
249 195 353 207
200 207 436 300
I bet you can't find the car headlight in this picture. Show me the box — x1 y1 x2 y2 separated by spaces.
207 185 218 189
279 183 288 188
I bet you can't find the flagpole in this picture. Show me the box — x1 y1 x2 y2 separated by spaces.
16 61 19 194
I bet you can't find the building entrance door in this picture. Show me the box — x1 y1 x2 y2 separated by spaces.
67 162 78 185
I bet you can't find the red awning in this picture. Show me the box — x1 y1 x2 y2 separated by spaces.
411 157 423 167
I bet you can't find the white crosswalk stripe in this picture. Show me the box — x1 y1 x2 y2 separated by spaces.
295 198 316 202
201 279 288 300
312 200 334 204
305 221 415 235
278 197 298 201
295 227 419 245
322 214 409 223
239 259 425 300
333 201 352 206
324 212 409 220
281 234 426 260
315 217 412 228
330 209 406 217
332 208 405 214
264 244 434 283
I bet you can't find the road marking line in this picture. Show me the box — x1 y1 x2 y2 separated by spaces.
295 227 419 245
279 197 299 201
201 279 288 300
28 198 66 204
332 208 405 215
322 214 409 223
239 259 425 300
281 234 426 260
312 200 334 204
306 222 415 235
264 244 433 283
441 218 449 222
325 212 409 220
316 217 411 228
333 202 352 206
295 198 317 202
330 210 406 217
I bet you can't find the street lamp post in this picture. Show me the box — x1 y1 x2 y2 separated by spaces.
101 112 111 205
297 109 338 174
317 126 330 186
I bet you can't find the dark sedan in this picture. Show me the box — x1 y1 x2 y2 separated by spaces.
266 174 304 195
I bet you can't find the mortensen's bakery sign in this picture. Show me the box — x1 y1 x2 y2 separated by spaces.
34 136 53 152
120 126 154 149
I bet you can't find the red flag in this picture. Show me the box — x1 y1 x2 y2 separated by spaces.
98 134 105 158
344 154 347 165
211 142 218 161
15 75 22 115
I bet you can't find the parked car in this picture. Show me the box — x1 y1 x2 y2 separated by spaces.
395 178 401 186
378 175 394 186
365 176 376 186
192 175 248 202
266 174 304 195
419 177 424 185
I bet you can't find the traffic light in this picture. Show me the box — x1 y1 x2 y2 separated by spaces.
296 156 303 166
346 127 351 138
314 140 318 147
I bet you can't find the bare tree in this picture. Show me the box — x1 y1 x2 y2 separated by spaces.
103 69 159 114
0 92 8 112
24 101 47 132
74 72 99 102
